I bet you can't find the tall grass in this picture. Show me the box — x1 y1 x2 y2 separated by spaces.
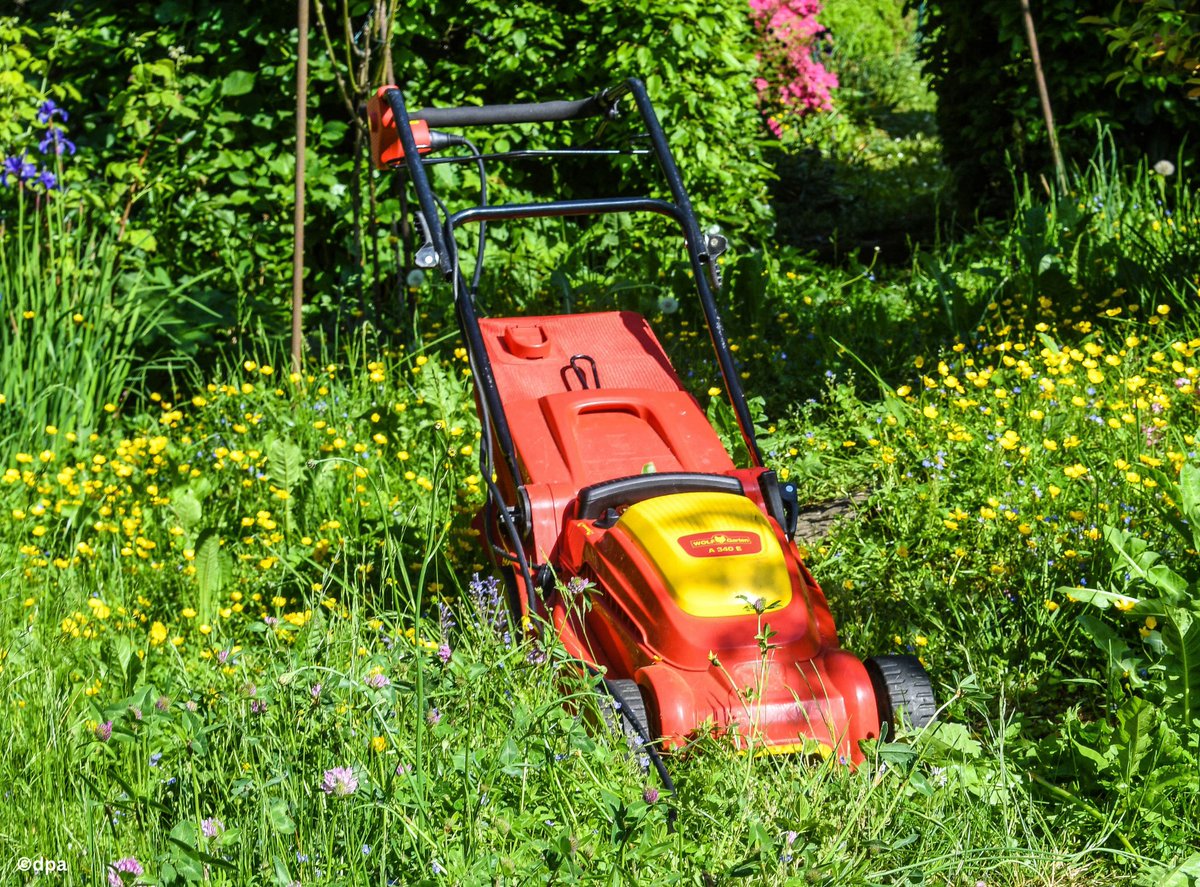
0 189 188 453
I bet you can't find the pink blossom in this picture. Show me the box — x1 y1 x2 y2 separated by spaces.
749 0 837 130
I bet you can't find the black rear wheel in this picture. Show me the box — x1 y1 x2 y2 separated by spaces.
604 678 655 749
865 655 938 737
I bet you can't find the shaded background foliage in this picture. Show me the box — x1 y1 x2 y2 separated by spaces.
916 0 1198 215
7 0 772 357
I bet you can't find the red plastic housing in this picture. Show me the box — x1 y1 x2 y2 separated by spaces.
367 85 431 169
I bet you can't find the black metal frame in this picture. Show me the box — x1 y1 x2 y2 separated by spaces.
383 78 764 598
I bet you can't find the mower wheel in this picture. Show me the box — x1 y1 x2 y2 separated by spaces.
604 678 655 749
864 655 938 737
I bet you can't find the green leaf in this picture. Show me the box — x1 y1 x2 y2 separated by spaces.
1180 462 1200 532
194 529 228 620
267 436 305 496
1156 854 1200 887
1114 696 1155 787
267 798 295 834
221 70 257 97
172 486 203 530
1161 610 1200 729
1077 613 1141 680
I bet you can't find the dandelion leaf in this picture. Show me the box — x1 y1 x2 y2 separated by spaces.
1161 610 1200 730
1114 696 1155 787
194 529 229 619
266 436 305 495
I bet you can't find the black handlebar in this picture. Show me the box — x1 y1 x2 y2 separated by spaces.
415 93 617 128
575 473 744 521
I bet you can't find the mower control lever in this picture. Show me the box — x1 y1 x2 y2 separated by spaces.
576 473 743 521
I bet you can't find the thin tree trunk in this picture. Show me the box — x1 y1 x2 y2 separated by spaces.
292 0 310 373
1020 0 1068 192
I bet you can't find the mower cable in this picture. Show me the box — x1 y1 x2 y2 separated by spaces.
597 672 678 832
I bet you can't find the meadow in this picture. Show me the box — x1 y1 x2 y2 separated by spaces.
3 149 1200 883
3 2 1200 885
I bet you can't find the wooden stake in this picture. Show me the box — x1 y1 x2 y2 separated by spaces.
291 0 310 373
1020 0 1068 192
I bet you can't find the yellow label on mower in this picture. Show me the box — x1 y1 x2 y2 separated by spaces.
617 492 792 618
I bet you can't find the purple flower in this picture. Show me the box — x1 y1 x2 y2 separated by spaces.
95 721 113 742
154 695 170 712
201 817 224 839
642 786 659 805
431 860 446 876
250 699 267 715
149 751 162 768
37 100 67 124
310 682 322 701
321 766 358 797
36 169 57 190
128 706 143 721
107 857 143 886
37 128 75 157
365 672 390 689
1 154 36 187
426 707 441 726
437 643 452 664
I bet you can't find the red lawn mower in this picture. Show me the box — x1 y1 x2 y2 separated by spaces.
368 79 936 767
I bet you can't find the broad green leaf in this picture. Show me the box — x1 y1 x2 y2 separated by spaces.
1060 586 1138 611
172 486 203 530
1114 696 1155 787
1180 462 1200 526
221 70 256 97
267 437 305 495
194 529 228 619
267 798 295 834
1076 614 1141 682
1151 852 1200 887
1161 610 1200 730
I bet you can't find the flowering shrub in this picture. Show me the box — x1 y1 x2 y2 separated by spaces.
750 0 838 136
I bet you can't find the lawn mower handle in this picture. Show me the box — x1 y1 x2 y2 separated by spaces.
415 94 618 127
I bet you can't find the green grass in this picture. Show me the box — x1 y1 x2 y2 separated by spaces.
2 274 1200 882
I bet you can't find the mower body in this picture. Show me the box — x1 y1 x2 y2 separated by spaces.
478 310 878 759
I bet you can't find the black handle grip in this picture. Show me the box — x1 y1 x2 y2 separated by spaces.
414 95 611 127
575 473 744 521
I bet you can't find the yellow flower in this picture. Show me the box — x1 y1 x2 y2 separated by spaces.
149 622 168 645
371 735 387 753
182 607 197 619
923 405 939 419
1044 600 1058 612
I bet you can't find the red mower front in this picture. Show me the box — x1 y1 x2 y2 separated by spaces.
368 79 936 764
